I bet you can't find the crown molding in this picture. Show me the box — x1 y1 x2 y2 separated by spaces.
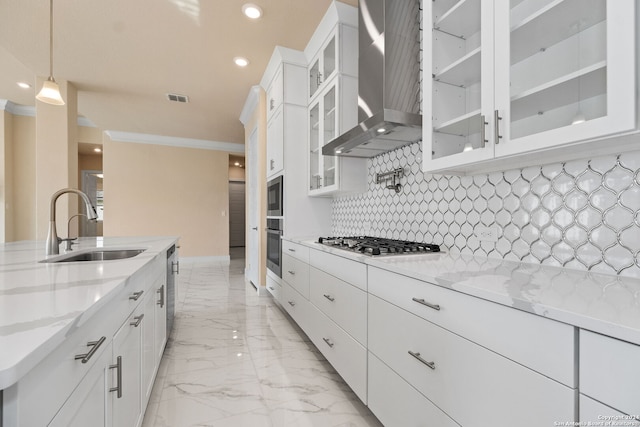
0 99 97 127
105 130 245 153
239 85 261 125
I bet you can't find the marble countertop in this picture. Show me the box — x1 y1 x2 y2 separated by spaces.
0 236 178 389
288 238 640 346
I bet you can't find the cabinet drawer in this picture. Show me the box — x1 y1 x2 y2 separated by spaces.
368 352 460 427
580 330 640 416
309 266 367 345
309 249 366 291
282 240 310 263
282 253 310 299
282 282 311 333
266 274 282 304
368 294 575 427
307 304 367 403
368 266 575 386
580 394 639 426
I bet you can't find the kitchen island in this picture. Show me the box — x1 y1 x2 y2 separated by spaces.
0 236 177 427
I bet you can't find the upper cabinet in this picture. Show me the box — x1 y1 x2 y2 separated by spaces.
305 1 366 197
261 47 308 179
423 0 637 174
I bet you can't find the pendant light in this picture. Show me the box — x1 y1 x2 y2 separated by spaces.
36 0 65 106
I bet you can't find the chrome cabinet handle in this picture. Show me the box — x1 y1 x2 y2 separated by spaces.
109 356 123 398
157 285 165 308
268 286 275 291
288 301 295 307
494 110 502 144
270 99 275 111
252 227 258 231
130 314 144 327
287 270 295 275
412 297 440 311
270 159 275 170
480 114 488 148
323 294 335 302
408 350 435 370
288 248 295 252
74 336 106 364
322 337 334 348
172 260 180 274
129 291 144 301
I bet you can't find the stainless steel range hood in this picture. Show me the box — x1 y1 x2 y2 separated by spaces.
322 0 422 158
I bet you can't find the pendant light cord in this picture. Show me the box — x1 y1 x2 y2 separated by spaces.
49 0 54 79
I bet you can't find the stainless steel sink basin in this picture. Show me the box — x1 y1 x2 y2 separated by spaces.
43 249 146 263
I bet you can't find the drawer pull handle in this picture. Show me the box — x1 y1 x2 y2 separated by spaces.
412 297 440 311
157 285 165 308
74 336 106 364
109 356 123 398
323 294 335 302
288 301 296 307
323 337 334 348
288 248 296 252
268 286 275 291
408 350 435 370
130 314 144 327
494 109 503 145
287 270 295 275
129 290 144 301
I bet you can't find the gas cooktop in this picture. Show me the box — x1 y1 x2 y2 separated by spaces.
317 236 441 256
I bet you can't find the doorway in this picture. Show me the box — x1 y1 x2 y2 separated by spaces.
229 181 246 248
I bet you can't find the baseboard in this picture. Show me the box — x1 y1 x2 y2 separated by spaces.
179 255 230 264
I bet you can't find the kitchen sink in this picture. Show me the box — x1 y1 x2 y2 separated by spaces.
43 248 146 263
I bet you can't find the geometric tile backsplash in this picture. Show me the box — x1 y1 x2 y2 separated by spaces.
332 142 640 279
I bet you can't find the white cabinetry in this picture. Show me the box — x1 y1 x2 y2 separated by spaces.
305 1 365 197
266 107 284 178
580 330 640 423
423 0 637 174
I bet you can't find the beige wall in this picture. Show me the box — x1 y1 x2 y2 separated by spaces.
103 136 230 257
229 165 245 181
0 110 15 242
12 115 36 241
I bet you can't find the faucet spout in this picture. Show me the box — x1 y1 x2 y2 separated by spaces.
46 188 98 256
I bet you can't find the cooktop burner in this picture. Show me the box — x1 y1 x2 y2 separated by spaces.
317 236 440 256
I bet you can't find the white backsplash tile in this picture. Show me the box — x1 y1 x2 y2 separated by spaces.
332 142 640 279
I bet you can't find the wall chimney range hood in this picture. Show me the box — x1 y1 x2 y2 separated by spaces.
323 0 422 158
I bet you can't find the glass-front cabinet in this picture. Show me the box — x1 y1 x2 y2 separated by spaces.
310 83 338 193
310 31 338 101
423 0 636 173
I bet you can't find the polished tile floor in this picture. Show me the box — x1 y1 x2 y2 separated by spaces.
142 249 383 427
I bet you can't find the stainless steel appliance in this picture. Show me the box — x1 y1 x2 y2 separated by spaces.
317 236 440 256
322 0 422 158
267 175 283 216
166 244 178 333
266 218 283 277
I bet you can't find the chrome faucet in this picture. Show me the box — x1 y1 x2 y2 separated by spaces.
46 188 98 256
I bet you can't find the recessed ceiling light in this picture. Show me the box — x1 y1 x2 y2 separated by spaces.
17 82 31 89
94 148 102 153
234 57 249 67
377 128 386 133
234 162 240 166
242 3 262 19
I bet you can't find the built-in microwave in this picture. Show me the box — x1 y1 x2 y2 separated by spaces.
267 175 283 217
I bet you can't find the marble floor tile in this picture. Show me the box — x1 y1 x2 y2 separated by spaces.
143 250 381 427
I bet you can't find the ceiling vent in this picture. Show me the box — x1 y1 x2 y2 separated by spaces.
166 93 189 103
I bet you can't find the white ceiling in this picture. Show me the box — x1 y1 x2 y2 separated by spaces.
0 0 358 146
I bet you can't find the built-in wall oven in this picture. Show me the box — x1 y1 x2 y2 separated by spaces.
266 176 284 278
266 218 283 277
267 175 283 217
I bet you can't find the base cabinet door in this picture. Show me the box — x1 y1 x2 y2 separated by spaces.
48 342 113 427
112 307 143 427
141 290 156 408
368 352 459 427
154 278 168 366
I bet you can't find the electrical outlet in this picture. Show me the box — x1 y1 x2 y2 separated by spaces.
476 225 498 242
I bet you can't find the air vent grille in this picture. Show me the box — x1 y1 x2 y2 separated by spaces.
166 93 189 103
